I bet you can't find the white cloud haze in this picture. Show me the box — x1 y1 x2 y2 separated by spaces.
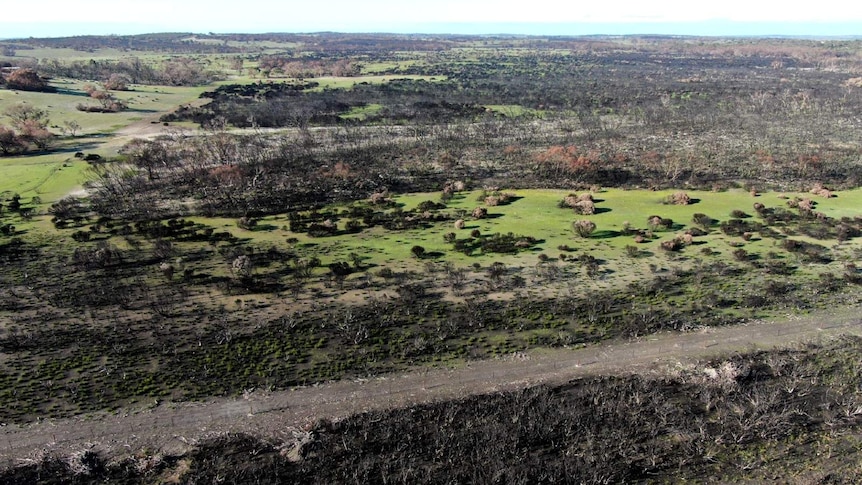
3 0 862 37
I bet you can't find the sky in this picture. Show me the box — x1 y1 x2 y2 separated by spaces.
2 0 862 38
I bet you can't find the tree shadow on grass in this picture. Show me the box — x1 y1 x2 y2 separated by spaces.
590 230 621 239
497 195 524 205
53 141 104 154
125 108 160 114
52 88 91 98
249 224 279 232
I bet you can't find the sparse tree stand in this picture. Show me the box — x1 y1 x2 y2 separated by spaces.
79 84 128 113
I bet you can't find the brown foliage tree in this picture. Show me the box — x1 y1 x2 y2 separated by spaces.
103 73 131 91
0 126 25 155
16 119 54 150
5 68 50 91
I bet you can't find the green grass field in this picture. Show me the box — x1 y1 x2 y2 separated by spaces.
0 79 208 136
0 153 88 202
0 78 212 202
179 187 862 290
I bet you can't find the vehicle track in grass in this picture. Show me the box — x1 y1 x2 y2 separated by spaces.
1 307 860 468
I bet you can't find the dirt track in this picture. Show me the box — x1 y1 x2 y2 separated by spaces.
1 308 860 467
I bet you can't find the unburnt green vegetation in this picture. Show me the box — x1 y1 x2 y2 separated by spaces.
3 31 862 479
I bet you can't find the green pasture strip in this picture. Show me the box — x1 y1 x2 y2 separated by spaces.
0 153 88 201
340 103 384 120
1 80 207 142
360 59 427 74
183 187 862 278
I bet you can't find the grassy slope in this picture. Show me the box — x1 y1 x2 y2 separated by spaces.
0 80 210 201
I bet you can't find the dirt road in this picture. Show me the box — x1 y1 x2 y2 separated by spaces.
1 308 860 467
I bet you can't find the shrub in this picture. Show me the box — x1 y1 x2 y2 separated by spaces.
664 191 691 205
691 213 714 229
369 192 390 205
660 239 683 251
417 200 445 212
573 199 596 215
236 216 257 230
720 219 762 237
648 216 674 231
810 183 834 198
231 255 253 278
788 197 815 211
71 230 90 242
454 219 465 230
572 220 596 238
443 180 466 192
561 193 595 214
471 207 488 219
159 262 175 280
103 73 131 91
344 220 362 233
411 245 426 259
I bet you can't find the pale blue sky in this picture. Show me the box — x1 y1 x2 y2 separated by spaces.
2 0 862 38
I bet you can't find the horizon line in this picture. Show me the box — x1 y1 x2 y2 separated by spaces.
2 20 862 41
